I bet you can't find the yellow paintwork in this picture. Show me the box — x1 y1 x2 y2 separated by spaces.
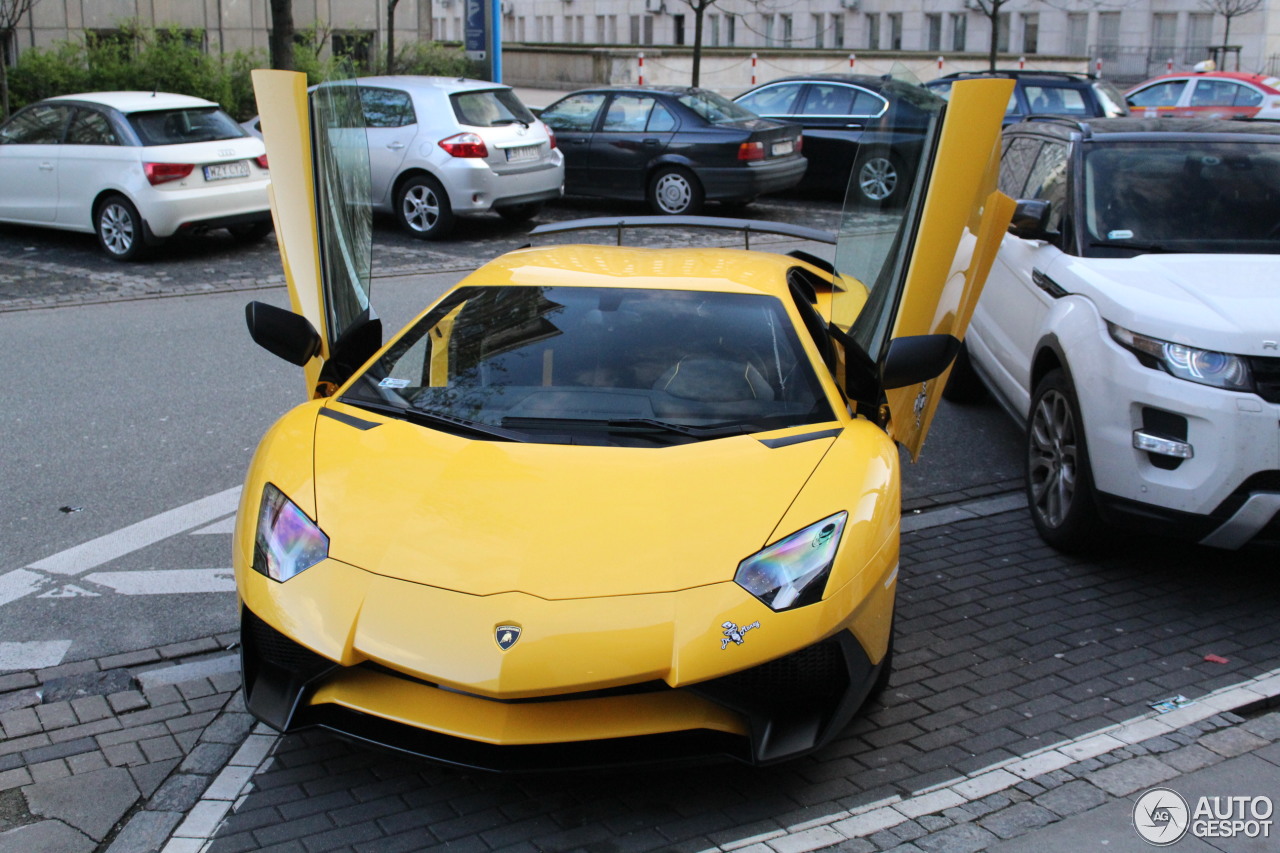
236 72 1013 752
252 70 329 398
880 79 1016 457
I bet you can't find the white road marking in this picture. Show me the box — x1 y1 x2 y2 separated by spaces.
191 516 237 535
0 569 50 606
83 569 236 596
38 584 100 598
0 640 73 671
26 486 242 576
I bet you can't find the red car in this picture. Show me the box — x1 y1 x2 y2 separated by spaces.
1126 70 1280 121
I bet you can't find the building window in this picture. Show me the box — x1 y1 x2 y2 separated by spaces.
781 14 793 47
332 31 374 69
1153 13 1177 54
950 13 966 51
643 15 654 45
764 15 775 47
996 13 1010 53
834 14 844 48
1188 13 1213 55
1022 13 1038 54
813 14 824 50
673 14 685 45
727 14 736 46
710 15 720 47
867 14 880 50
1066 13 1087 56
629 15 640 45
888 13 902 50
926 13 941 52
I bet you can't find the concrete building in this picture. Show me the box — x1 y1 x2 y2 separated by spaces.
4 0 1278 86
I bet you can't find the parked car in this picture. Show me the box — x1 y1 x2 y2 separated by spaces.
946 117 1280 551
236 71 1013 769
538 85 805 215
250 76 564 239
924 70 1129 124
0 91 271 260
734 74 939 206
1126 70 1280 121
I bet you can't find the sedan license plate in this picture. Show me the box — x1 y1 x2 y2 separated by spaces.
771 140 794 157
203 161 250 182
506 145 540 163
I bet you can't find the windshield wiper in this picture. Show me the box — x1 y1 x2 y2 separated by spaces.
494 118 530 128
345 399 528 442
501 416 758 440
1088 239 1177 253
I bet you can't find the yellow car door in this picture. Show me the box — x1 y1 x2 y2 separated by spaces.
828 78 1017 459
251 70 377 399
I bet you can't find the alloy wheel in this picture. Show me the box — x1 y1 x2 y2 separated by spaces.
1027 387 1078 528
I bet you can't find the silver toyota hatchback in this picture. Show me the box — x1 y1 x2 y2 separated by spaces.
248 76 564 239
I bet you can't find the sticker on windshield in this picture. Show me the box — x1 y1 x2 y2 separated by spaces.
378 378 412 389
1107 229 1134 240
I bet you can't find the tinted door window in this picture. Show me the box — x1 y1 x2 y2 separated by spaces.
735 82 804 117
1128 80 1187 107
66 109 120 145
1191 79 1262 107
647 102 677 132
999 136 1041 197
800 84 854 116
0 104 69 144
540 92 607 132
360 87 416 127
1023 141 1068 231
1024 85 1089 116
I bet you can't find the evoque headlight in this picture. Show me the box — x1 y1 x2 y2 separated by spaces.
734 512 848 611
252 483 329 582
1108 323 1252 391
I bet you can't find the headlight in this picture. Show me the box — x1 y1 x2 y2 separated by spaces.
252 483 329 582
734 512 848 611
1108 323 1252 391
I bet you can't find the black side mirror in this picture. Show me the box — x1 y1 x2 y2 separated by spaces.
1009 198 1052 240
880 334 961 390
245 301 321 366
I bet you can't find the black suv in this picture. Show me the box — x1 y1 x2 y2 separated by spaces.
924 70 1128 125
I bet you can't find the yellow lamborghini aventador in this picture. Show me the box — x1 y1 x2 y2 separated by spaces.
234 70 1015 769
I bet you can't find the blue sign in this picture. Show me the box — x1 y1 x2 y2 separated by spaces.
465 0 487 60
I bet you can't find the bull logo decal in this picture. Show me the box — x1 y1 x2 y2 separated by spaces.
495 625 521 651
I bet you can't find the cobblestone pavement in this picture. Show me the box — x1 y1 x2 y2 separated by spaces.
193 504 1280 853
0 195 852 313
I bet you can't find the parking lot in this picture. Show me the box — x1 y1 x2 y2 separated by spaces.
3 197 1280 853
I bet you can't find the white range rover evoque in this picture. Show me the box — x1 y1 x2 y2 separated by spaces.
946 117 1280 551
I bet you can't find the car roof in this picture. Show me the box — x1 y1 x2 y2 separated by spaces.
932 69 1097 84
43 91 219 112
1005 115 1280 142
1132 71 1280 90
352 75 512 94
747 73 902 91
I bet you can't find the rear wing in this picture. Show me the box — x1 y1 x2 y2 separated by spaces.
530 215 837 250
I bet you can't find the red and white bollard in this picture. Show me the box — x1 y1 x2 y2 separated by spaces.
1095 57 1103 75
937 56 944 70
638 51 645 86
849 52 856 70
1018 56 1026 69
751 52 758 86
1166 57 1173 71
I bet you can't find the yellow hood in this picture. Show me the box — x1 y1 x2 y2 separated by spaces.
313 405 837 599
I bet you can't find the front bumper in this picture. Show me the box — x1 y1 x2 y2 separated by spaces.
241 605 885 771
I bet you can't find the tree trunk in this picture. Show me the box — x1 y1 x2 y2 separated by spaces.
987 15 999 71
269 0 296 71
692 4 705 87
387 0 400 74
0 47 10 120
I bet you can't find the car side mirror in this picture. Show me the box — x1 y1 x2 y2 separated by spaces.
245 301 321 366
1008 198 1052 240
880 334 961 390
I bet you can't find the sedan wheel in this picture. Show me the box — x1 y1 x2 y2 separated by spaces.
1026 369 1105 552
648 167 704 215
854 151 903 206
396 174 455 239
96 195 146 261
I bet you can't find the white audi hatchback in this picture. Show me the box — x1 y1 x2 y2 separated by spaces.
948 117 1280 552
0 91 271 260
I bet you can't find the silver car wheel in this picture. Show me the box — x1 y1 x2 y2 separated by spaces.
401 183 441 233
1027 387 1078 529
858 156 898 202
654 172 693 214
99 202 136 255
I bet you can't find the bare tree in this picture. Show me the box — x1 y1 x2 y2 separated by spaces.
1201 0 1263 67
675 0 728 87
268 0 296 71
0 0 40 119
386 0 401 73
965 0 1016 72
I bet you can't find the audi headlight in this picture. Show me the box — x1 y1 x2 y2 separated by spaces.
252 483 329 582
1108 324 1251 391
734 512 848 611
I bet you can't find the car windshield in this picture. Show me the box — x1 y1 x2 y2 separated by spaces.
677 90 758 124
450 89 535 127
1083 140 1280 256
127 107 246 145
341 285 835 446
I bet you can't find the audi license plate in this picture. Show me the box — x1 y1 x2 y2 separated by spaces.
203 161 250 181
771 140 794 157
506 145 540 163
